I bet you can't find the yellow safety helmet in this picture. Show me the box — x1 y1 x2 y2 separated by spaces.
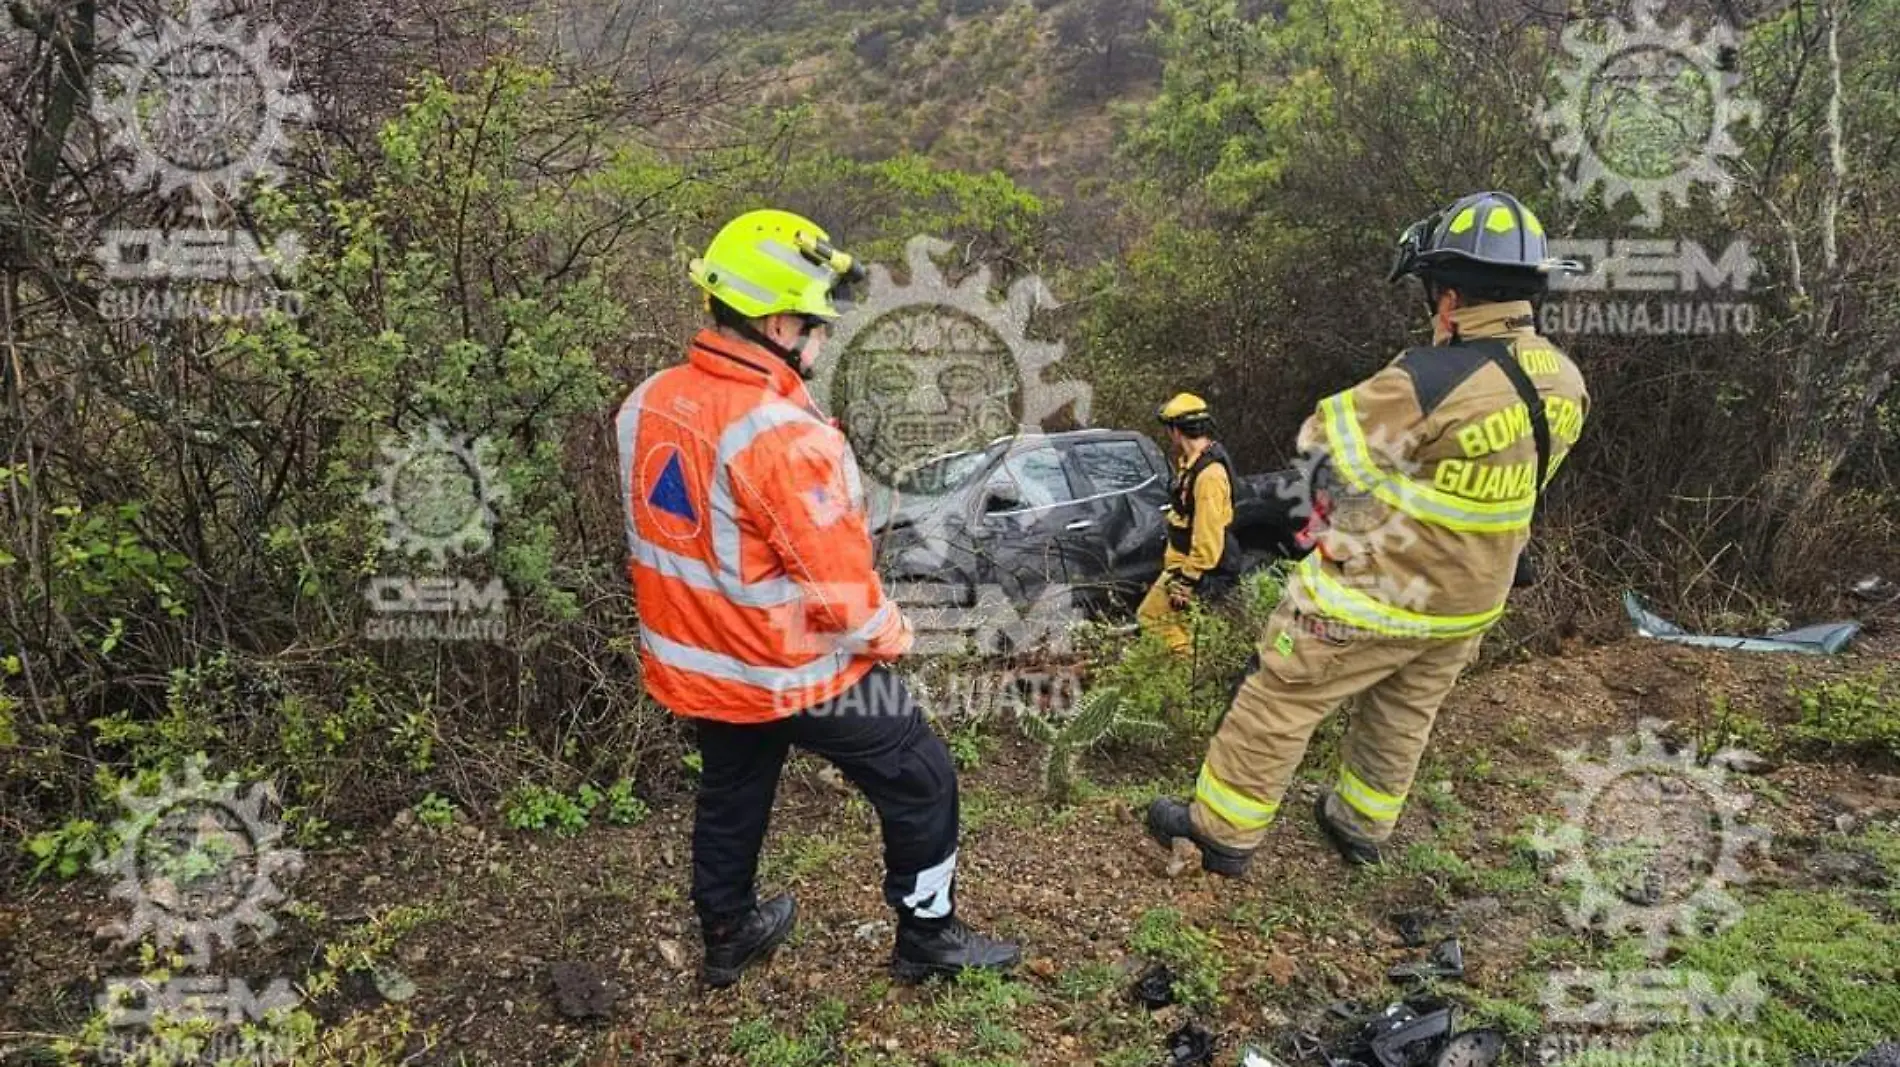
689 209 865 321
1156 393 1213 433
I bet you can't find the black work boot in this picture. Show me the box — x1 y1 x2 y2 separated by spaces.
1145 797 1253 877
1314 794 1384 867
891 917 1021 983
701 894 797 988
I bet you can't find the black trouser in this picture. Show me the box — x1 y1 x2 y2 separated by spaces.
691 666 960 930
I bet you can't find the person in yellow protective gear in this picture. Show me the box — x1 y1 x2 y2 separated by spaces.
1136 393 1243 656
1144 191 1590 874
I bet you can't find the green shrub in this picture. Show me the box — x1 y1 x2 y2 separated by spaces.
1791 671 1900 760
412 793 458 828
22 818 107 881
602 778 650 826
500 783 592 836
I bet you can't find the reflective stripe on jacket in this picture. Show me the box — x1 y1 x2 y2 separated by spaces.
614 330 912 722
1289 301 1590 638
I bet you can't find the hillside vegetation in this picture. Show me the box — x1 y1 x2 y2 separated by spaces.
2 0 1898 1061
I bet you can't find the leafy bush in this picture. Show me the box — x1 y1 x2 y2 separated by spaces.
1016 567 1285 800
500 784 593 836
601 778 651 827
498 778 648 834
412 793 458 828
22 818 106 881
1791 671 1900 761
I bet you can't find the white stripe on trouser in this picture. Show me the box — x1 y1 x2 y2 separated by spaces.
902 850 957 919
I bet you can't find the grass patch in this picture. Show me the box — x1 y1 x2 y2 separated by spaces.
1473 847 1547 897
1130 907 1227 1010
1056 960 1119 1004
1699 693 1777 756
1455 989 1544 1036
1399 840 1474 881
729 999 850 1067
1674 889 1900 1066
961 786 1038 835
758 832 850 887
930 968 1037 1057
728 998 850 1066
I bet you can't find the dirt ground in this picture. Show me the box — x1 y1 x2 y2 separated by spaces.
3 624 1898 1066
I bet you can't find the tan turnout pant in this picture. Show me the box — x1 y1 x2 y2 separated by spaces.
1188 599 1481 850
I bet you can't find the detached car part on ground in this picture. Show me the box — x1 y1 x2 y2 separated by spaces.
869 429 1302 637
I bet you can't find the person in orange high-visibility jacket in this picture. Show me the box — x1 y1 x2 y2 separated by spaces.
615 209 1018 988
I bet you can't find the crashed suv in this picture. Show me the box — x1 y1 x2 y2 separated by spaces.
870 429 1302 617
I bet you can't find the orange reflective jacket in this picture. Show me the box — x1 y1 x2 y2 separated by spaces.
614 330 913 722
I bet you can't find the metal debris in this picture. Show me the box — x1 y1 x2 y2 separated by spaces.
1625 592 1860 655
1163 1021 1217 1066
1387 939 1465 985
1130 962 1177 1009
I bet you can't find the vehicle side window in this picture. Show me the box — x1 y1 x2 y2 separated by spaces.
984 446 1076 511
1072 440 1157 494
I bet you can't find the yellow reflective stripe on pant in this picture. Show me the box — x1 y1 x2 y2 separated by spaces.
1296 556 1501 639
1336 765 1405 824
1195 763 1279 831
1320 392 1533 533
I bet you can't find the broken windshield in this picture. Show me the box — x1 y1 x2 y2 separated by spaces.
867 447 994 530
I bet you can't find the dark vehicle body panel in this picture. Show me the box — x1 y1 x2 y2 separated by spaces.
873 430 1302 616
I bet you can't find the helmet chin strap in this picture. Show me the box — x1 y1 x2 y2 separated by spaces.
734 318 821 380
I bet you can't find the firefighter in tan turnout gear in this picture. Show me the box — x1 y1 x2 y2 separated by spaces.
1138 394 1243 656
1146 191 1590 871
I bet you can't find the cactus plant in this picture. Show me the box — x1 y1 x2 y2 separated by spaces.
1020 685 1168 803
